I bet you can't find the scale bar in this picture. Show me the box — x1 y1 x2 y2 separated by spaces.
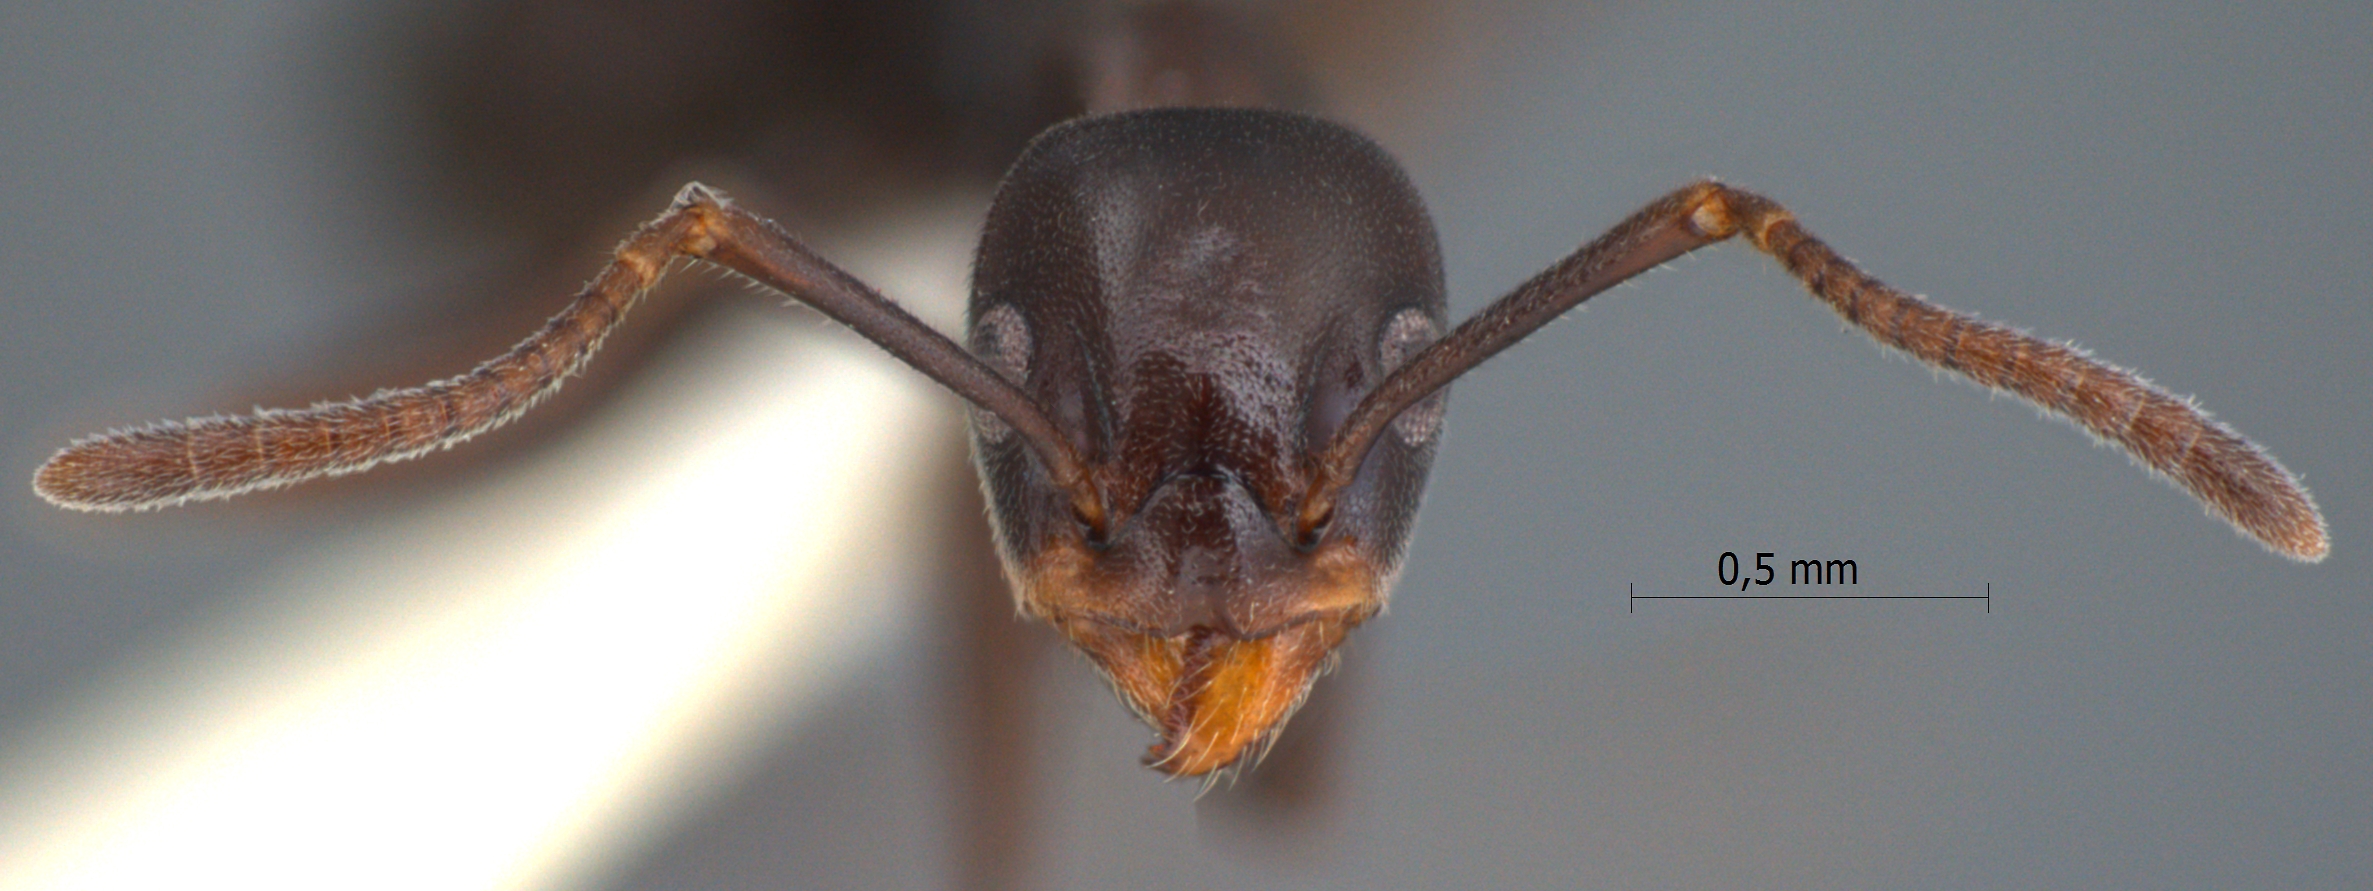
1628 583 1992 612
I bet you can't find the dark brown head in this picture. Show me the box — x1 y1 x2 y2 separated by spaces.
966 108 1446 775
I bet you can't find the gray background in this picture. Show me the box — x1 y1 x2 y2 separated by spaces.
2 1 2366 888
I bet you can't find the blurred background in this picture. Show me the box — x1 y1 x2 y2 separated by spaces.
2 1 2367 888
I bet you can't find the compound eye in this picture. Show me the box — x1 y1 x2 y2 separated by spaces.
969 303 1032 443
1378 308 1445 446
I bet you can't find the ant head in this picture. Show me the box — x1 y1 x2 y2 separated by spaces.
965 108 1446 775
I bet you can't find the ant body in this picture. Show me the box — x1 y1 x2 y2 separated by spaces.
14 3 2356 889
34 61 2326 782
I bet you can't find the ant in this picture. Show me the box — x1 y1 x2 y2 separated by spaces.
31 9 2328 787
